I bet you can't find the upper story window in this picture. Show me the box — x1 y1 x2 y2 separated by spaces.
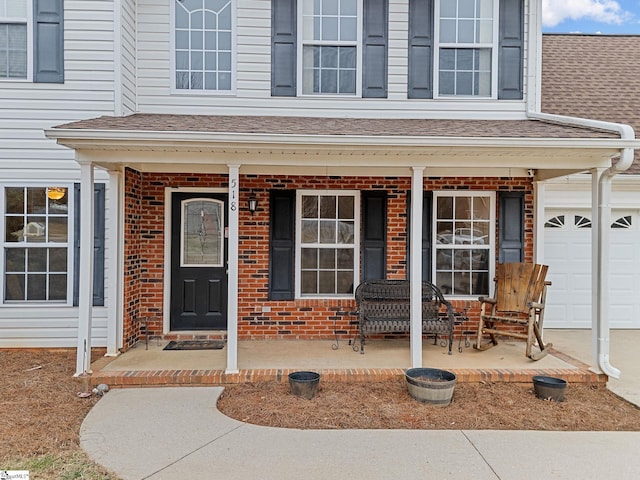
434 191 494 297
0 0 29 79
299 0 360 95
434 0 498 98
174 0 233 91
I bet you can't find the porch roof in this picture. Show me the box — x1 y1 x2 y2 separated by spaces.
47 114 637 179
55 113 617 138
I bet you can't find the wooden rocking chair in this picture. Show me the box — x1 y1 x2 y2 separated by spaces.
474 263 552 360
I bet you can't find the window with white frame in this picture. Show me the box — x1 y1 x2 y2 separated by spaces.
3 186 71 303
300 0 359 95
174 0 233 91
434 192 493 297
0 0 29 79
435 0 497 97
297 191 359 297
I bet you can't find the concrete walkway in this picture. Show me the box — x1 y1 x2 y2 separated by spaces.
81 330 640 479
545 329 640 407
82 387 640 480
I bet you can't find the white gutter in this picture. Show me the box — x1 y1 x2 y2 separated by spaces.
527 111 635 379
44 127 636 150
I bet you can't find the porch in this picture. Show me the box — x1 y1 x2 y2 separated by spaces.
89 333 605 388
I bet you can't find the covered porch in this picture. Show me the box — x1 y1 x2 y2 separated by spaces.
88 334 604 388
45 113 637 381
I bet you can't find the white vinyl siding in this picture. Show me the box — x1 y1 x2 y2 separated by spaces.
0 0 115 347
135 0 530 118
120 0 137 114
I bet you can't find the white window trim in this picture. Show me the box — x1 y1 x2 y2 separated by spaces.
0 0 33 82
433 0 499 99
432 190 495 299
295 189 360 299
0 184 75 306
169 0 237 95
296 0 363 97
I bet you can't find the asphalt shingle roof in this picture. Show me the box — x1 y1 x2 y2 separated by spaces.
542 34 640 173
57 114 616 140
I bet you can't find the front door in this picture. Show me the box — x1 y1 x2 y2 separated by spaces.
170 192 228 330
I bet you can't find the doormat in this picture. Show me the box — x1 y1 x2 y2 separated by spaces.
163 340 225 351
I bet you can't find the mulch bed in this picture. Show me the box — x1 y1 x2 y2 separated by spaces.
2 348 640 468
0 349 102 461
217 378 640 431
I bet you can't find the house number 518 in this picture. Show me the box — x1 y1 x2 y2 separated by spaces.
230 178 237 212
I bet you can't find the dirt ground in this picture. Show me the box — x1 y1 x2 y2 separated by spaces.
2 349 640 469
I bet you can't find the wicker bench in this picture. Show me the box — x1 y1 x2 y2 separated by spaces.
354 279 456 355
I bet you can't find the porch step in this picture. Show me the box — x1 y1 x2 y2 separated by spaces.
90 366 605 388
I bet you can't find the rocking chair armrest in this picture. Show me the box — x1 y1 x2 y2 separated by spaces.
478 296 497 305
528 301 545 309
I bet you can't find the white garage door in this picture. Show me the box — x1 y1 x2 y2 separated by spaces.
544 209 640 329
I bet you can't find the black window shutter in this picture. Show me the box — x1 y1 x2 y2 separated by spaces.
421 191 433 281
361 191 387 281
362 0 388 98
33 0 64 83
498 0 524 99
407 0 434 99
405 191 432 281
271 0 297 96
498 191 524 263
269 190 295 300
73 183 106 307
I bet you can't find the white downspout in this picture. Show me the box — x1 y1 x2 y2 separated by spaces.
525 0 635 378
524 112 634 379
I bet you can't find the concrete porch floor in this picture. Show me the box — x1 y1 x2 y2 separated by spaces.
90 331 606 388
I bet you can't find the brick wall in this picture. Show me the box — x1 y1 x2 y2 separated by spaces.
121 171 533 347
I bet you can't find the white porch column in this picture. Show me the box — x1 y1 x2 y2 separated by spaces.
533 180 545 263
76 162 95 376
226 165 240 373
106 170 121 356
410 167 424 368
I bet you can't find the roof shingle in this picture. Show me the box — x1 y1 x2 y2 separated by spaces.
542 34 640 172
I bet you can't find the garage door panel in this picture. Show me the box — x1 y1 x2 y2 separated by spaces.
544 209 640 329
609 306 637 328
609 274 634 291
572 274 592 292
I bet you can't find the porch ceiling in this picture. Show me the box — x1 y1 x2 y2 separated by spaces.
45 114 637 179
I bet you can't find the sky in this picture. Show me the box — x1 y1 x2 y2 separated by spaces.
542 0 640 34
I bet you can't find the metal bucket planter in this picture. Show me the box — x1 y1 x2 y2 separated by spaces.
288 371 320 399
405 368 457 406
532 375 567 402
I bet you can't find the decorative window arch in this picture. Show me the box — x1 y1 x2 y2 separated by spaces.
575 215 591 229
611 216 632 229
544 215 564 229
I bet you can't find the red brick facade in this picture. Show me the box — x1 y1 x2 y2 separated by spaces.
122 168 533 349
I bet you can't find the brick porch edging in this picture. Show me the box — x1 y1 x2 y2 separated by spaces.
90 366 605 388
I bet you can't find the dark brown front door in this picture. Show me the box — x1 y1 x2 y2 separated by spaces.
170 192 228 330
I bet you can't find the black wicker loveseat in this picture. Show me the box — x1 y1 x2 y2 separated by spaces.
354 279 456 355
